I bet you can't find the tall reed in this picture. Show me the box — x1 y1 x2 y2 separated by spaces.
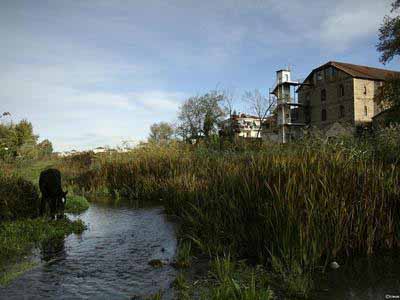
58 135 400 272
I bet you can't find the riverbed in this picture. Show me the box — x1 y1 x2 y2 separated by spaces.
0 202 177 299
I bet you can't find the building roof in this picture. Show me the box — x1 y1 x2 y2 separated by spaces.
324 61 400 81
297 61 400 92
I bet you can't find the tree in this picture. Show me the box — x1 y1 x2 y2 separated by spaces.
14 119 38 147
221 89 236 118
243 89 275 138
38 139 53 157
377 0 400 64
177 90 226 142
373 74 400 126
148 122 174 143
377 75 400 109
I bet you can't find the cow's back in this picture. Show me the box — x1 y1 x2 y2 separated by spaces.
39 168 62 197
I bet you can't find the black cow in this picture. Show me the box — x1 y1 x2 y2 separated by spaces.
39 168 68 219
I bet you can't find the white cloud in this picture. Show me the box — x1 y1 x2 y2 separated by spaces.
318 0 390 51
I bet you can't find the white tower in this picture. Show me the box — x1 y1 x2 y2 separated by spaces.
271 68 305 143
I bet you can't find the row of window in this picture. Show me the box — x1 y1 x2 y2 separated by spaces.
316 67 338 82
320 106 368 121
319 84 367 102
320 85 344 102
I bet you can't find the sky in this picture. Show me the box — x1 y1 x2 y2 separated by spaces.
1 0 399 151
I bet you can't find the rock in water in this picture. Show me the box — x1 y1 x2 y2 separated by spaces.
148 259 163 268
330 261 340 269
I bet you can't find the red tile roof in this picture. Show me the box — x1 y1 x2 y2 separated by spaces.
297 61 400 92
323 61 400 81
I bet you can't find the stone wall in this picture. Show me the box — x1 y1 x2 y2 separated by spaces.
298 68 354 129
353 78 382 124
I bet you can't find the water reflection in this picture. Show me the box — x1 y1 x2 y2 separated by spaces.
40 238 66 262
314 252 400 300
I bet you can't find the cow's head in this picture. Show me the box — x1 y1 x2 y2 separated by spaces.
61 190 68 204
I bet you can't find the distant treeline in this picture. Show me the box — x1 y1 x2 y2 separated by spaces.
0 119 53 160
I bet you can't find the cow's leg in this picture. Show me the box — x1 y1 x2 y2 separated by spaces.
39 197 46 216
49 199 57 220
55 199 65 220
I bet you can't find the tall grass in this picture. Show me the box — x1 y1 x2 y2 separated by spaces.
57 131 400 279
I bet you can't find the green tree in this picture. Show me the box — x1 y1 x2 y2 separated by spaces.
177 90 226 142
37 139 53 157
14 119 38 147
377 0 400 64
148 122 174 143
0 118 43 159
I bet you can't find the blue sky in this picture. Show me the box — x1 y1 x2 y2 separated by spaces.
1 0 398 151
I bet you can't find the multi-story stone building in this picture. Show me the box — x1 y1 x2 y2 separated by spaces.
297 61 400 130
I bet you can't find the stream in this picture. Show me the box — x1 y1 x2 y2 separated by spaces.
1 201 400 299
0 202 178 299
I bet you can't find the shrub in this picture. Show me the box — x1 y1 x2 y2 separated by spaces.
65 195 90 214
0 175 40 220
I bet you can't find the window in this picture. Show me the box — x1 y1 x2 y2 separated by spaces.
305 93 310 103
317 71 323 81
321 109 327 121
324 68 329 80
364 85 367 95
284 74 289 81
339 105 345 118
338 84 344 97
331 68 337 78
321 89 326 102
364 106 368 116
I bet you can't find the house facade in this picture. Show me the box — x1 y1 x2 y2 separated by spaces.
297 61 400 129
220 113 264 138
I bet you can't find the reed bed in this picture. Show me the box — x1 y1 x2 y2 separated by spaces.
57 131 400 275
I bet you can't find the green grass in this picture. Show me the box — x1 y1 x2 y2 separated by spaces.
20 129 400 297
172 240 192 269
200 256 274 300
0 261 37 286
0 217 86 270
12 158 56 184
65 195 90 214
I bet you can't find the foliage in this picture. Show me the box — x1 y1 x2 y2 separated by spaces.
24 129 400 297
201 256 274 300
375 75 400 109
0 261 37 286
0 217 86 270
57 130 400 269
177 90 226 142
0 119 52 160
377 0 400 64
172 240 192 269
148 122 174 143
37 139 53 157
65 195 90 214
242 89 274 138
0 175 40 221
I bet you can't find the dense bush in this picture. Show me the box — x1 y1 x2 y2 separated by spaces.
0 175 40 220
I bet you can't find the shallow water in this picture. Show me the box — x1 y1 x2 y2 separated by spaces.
314 252 400 300
0 202 177 299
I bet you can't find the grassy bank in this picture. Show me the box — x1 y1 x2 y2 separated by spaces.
52 128 400 297
2 128 395 297
65 195 90 214
0 217 86 285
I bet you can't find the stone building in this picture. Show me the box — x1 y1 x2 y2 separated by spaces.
297 61 400 130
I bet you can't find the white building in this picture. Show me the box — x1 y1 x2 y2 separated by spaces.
220 113 263 138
